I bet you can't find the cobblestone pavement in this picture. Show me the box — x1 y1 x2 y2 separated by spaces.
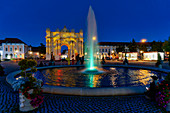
0 76 166 113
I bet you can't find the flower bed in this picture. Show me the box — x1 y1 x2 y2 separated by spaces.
12 59 44 112
155 73 170 111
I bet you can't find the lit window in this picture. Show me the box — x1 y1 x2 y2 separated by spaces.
10 54 13 58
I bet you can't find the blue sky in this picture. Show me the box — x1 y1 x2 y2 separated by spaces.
1 0 170 46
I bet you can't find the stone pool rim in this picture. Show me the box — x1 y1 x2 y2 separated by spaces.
6 65 170 96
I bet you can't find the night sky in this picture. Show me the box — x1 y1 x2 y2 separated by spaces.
1 0 170 47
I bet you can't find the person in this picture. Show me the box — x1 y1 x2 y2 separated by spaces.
81 56 84 65
123 57 128 65
101 56 105 64
76 54 80 65
39 61 44 67
72 55 74 65
145 76 159 101
66 57 70 65
60 57 62 65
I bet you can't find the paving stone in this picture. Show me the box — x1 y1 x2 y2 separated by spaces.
0 76 166 113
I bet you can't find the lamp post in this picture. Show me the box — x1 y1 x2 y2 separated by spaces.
140 39 146 60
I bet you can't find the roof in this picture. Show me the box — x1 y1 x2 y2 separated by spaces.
0 38 27 45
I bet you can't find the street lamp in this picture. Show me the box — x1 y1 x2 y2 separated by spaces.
141 39 147 43
140 50 143 54
29 51 33 54
93 36 96 40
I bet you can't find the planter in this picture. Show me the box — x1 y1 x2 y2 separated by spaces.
166 102 170 111
19 89 38 112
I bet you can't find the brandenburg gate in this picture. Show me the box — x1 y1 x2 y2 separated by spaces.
45 26 84 60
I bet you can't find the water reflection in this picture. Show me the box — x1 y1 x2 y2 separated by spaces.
34 67 167 88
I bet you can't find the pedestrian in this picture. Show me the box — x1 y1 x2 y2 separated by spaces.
102 56 105 64
72 55 74 65
66 57 70 65
145 76 159 101
81 56 84 65
76 54 80 65
39 61 44 67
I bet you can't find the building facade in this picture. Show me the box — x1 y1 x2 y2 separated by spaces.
98 42 130 59
45 26 84 60
98 42 164 60
27 46 46 59
0 38 27 60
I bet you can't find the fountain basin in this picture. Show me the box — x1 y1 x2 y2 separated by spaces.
7 65 169 96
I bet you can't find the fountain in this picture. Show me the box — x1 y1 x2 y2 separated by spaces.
6 6 169 98
83 6 102 74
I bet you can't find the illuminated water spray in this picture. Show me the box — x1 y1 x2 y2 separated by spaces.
85 6 100 71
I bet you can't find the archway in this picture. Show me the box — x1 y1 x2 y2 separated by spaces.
60 44 69 60
45 26 84 60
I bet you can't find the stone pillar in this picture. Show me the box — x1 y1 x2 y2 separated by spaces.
81 41 83 56
46 39 50 60
68 49 70 59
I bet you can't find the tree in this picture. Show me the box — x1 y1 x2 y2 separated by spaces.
138 44 147 52
163 37 170 52
0 61 4 76
128 38 137 52
151 41 163 52
38 43 46 54
116 45 125 53
163 37 170 66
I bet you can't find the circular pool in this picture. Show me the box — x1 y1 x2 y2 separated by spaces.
7 65 169 96
33 66 167 88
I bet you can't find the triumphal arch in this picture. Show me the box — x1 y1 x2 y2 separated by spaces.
45 26 84 60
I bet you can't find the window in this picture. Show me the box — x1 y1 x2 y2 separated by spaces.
6 48 8 51
15 48 17 51
105 49 107 52
102 49 104 52
10 54 13 58
5 54 8 58
20 48 22 51
99 49 101 52
10 48 12 51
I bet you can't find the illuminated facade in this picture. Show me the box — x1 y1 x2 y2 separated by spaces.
0 38 27 60
45 26 84 60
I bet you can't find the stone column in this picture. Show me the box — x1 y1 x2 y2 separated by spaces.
81 41 83 56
